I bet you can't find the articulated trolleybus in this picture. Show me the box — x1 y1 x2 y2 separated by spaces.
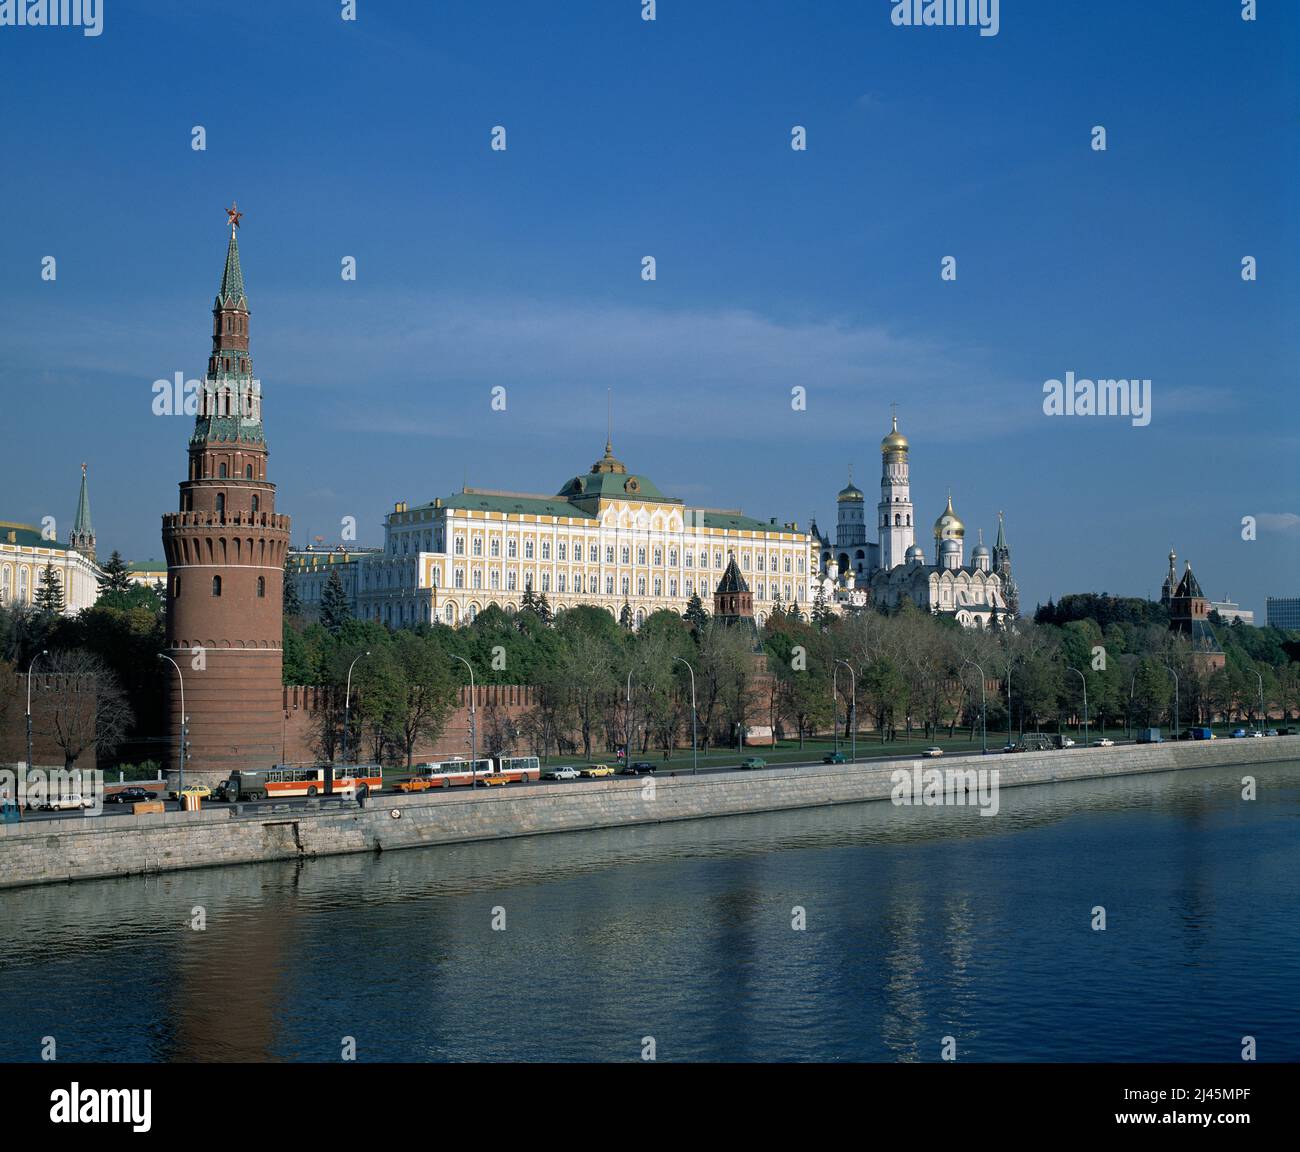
397 755 540 792
221 764 384 802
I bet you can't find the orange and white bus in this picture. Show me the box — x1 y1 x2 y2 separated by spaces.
222 764 383 801
396 755 540 792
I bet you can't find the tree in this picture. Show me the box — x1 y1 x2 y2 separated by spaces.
96 551 132 596
320 567 351 634
811 585 833 629
37 648 134 768
684 594 709 633
283 558 302 618
619 600 633 630
535 592 553 626
34 563 65 615
389 631 456 767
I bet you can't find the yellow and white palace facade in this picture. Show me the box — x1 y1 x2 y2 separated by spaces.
290 442 818 629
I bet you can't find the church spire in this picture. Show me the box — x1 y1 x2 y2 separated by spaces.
70 462 95 563
218 202 246 306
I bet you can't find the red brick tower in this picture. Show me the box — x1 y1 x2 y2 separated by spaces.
161 206 291 781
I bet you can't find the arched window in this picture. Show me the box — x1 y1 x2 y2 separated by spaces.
894 513 901 526
174 575 181 598
251 495 260 515
215 493 225 517
257 576 265 598
246 464 253 479
212 575 222 596
219 463 228 478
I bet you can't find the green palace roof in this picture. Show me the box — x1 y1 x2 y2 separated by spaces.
0 522 69 551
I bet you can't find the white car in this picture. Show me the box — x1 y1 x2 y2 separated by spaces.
1091 738 1115 747
544 766 581 781
923 747 944 758
38 794 92 811
1248 730 1264 738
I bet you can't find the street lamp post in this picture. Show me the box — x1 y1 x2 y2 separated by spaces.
342 650 370 766
673 656 698 776
963 658 988 755
1254 669 1264 734
1066 665 1087 750
1163 663 1179 740
625 670 634 766
157 653 186 794
453 655 477 788
25 648 49 774
834 659 856 762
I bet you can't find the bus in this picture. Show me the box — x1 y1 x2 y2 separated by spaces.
396 755 540 792
220 764 383 801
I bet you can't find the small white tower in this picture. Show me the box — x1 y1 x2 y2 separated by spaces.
933 490 965 568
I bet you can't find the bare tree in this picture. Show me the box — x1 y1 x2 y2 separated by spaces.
37 648 134 769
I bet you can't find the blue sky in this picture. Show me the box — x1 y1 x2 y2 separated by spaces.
1 0 1296 616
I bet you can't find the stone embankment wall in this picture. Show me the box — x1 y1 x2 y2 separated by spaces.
1 737 1296 891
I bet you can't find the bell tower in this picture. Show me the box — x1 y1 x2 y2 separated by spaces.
160 205 291 781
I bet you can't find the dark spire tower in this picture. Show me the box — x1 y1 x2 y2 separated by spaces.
160 206 291 781
69 462 95 563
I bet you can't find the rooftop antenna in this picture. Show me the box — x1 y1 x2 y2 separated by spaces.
606 387 613 453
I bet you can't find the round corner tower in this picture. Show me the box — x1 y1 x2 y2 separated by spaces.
161 207 291 782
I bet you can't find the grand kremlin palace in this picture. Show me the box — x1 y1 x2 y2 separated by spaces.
290 440 817 629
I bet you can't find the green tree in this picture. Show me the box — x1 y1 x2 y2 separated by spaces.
95 551 132 596
684 593 709 633
34 563 65 615
283 558 302 618
320 567 351 634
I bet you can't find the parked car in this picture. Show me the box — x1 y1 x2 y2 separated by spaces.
169 784 212 801
923 747 944 758
479 773 510 787
543 766 581 781
1265 729 1279 737
106 787 158 805
740 757 767 770
1248 730 1264 738
1090 738 1115 747
823 752 847 764
1230 728 1247 739
1000 742 1018 753
581 764 614 778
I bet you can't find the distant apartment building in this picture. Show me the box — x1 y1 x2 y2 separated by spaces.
1209 598 1254 626
1265 597 1300 631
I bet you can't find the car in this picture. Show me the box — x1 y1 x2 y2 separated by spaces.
1248 730 1264 738
1000 742 1018 754
581 764 614 778
106 787 158 805
396 776 435 793
740 757 767 770
823 752 847 764
543 766 581 781
619 761 656 776
1091 738 1115 747
1230 728 1247 739
1266 729 1279 737
923 747 944 758
479 773 510 787
38 794 92 811
169 784 212 801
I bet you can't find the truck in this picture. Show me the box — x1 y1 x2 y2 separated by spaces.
1137 727 1163 744
1013 733 1054 753
1183 726 1213 741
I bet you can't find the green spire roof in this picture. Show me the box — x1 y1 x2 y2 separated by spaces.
218 227 246 306
995 510 1007 551
73 464 92 536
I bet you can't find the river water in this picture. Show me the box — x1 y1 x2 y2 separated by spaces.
1 761 1297 1062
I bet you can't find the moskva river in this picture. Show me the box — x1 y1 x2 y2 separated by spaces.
2 761 1297 1062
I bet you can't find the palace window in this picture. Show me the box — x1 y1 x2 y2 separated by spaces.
541 541 551 560
454 568 464 588
558 542 567 561
525 541 534 559
700 581 709 597
715 552 722 568
445 604 455 624
637 548 646 565
742 554 750 570
685 551 693 568
557 574 567 593
507 571 517 591
454 536 465 555
621 547 630 565
653 548 662 565
605 546 615 564
653 578 662 596
472 537 482 556
784 556 792 573
542 572 551 592
669 549 678 566
669 578 677 597
637 577 646 596
605 576 615 594
621 577 630 595
472 570 482 589
508 539 517 559
590 575 599 593
490 538 500 558
685 579 693 596
490 571 500 589
590 544 598 563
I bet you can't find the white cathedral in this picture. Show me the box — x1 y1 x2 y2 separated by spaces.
810 413 1019 628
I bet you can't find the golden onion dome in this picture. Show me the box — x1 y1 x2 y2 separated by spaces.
837 481 864 502
933 493 965 538
881 414 909 453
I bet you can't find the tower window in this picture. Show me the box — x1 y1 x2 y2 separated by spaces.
219 463 228 478
251 495 260 515
174 576 181 598
246 464 253 479
257 576 265 598
215 493 225 517
212 575 222 597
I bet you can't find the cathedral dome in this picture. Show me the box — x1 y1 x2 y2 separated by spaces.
905 544 925 564
933 493 965 539
881 414 909 453
837 480 864 503
971 543 991 560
